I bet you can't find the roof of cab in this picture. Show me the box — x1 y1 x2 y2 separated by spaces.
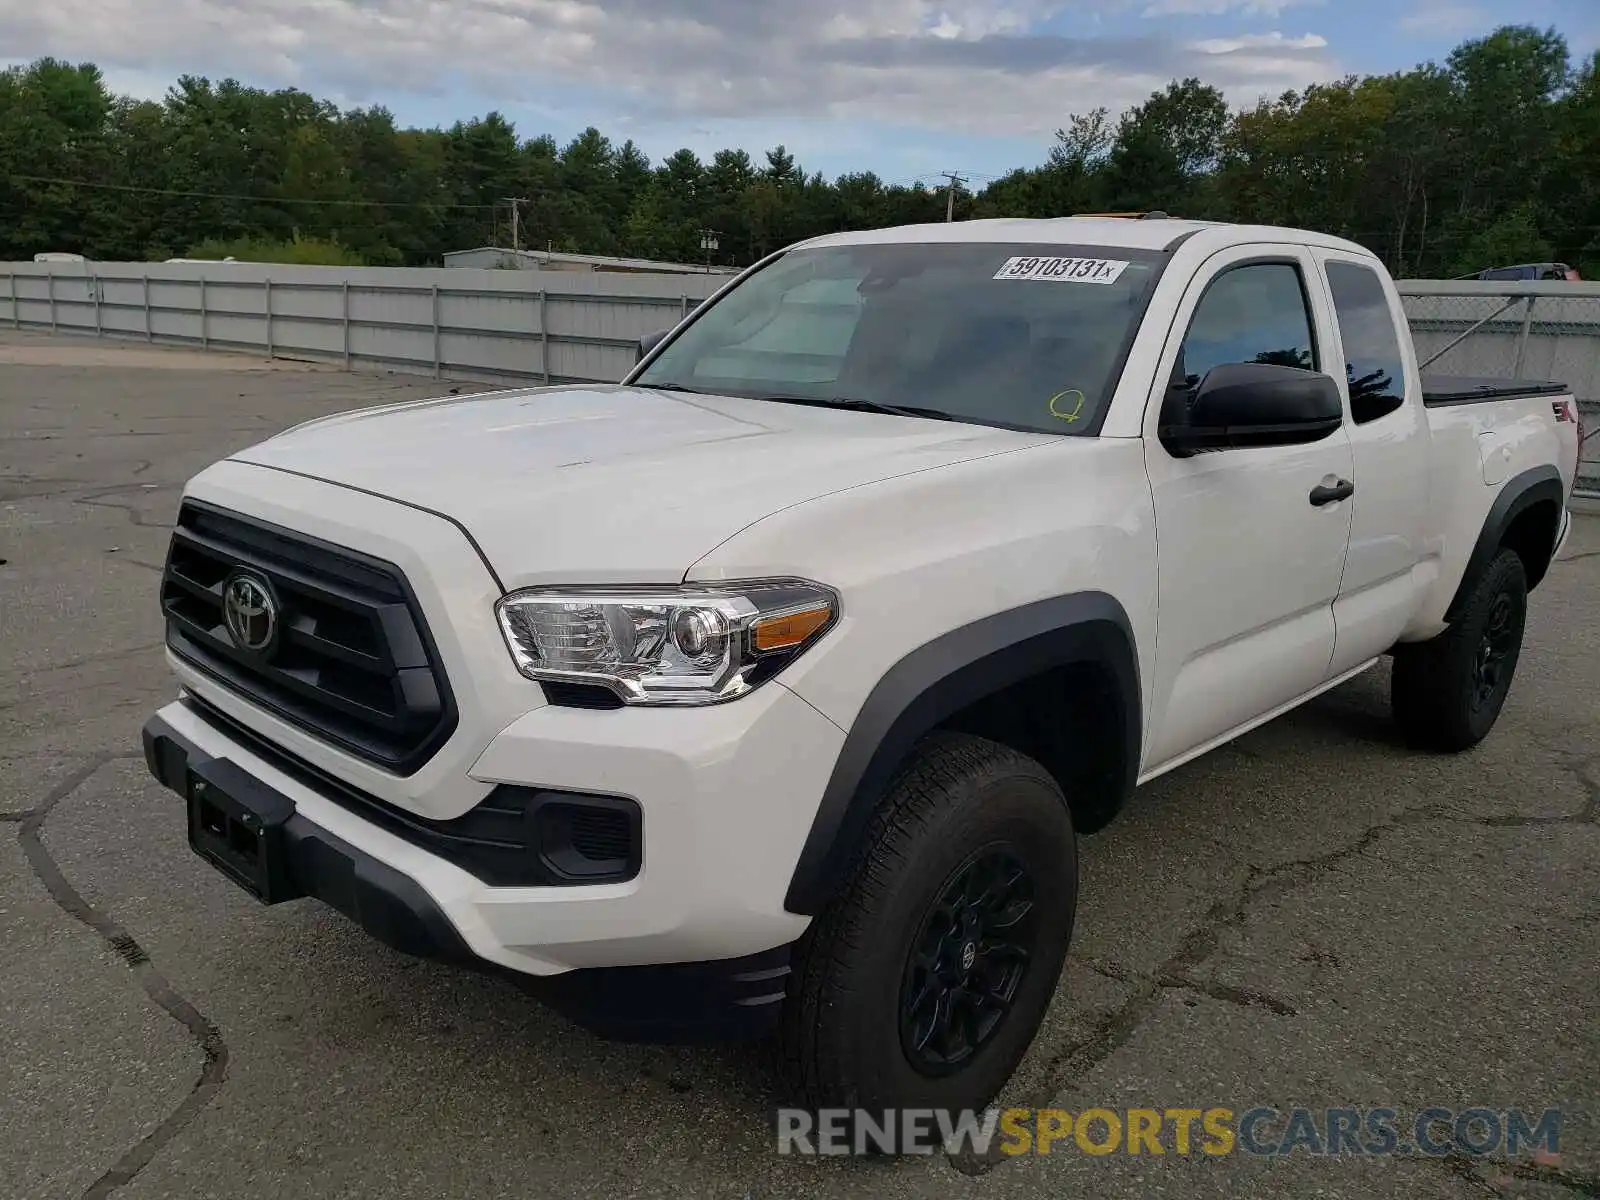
796 216 1375 259
798 216 1218 253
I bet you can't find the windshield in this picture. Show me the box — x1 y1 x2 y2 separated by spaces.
632 241 1168 435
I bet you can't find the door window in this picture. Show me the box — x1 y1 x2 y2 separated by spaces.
1175 262 1319 390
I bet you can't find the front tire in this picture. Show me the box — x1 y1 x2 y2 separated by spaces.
777 732 1077 1117
1391 548 1528 752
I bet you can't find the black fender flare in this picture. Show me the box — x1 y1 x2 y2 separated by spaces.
782 591 1141 915
1445 464 1565 621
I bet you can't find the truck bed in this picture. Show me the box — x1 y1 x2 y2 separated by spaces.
1421 375 1569 407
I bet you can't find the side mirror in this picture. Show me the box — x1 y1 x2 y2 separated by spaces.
1160 361 1343 455
637 328 670 363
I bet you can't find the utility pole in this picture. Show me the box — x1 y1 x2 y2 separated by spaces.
940 172 967 222
503 197 530 253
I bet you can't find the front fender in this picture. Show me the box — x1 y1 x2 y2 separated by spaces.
781 592 1140 915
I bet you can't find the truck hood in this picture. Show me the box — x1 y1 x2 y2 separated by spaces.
230 384 1049 588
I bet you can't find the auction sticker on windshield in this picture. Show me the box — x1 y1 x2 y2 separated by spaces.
993 257 1130 284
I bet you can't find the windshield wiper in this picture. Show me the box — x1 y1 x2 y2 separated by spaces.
645 386 960 423
638 382 711 395
756 395 959 422
829 398 960 422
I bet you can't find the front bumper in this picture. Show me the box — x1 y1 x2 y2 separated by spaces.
142 677 846 1040
145 709 480 965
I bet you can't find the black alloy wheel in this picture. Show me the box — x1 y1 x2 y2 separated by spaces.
899 845 1036 1075
1471 590 1518 713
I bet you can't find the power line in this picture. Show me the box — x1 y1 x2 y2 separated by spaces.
502 196 530 251
699 228 721 272
939 171 968 222
3 173 498 210
9 171 1600 242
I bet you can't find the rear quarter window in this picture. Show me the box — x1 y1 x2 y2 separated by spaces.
1326 261 1408 424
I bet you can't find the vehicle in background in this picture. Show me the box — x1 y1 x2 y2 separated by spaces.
1472 262 1582 281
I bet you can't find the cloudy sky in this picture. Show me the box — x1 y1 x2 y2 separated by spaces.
3 0 1594 180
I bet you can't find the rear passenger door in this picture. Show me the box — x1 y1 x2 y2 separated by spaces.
1312 252 1431 677
1141 247 1355 773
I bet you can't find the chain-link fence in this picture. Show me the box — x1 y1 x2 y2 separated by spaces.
1397 281 1600 498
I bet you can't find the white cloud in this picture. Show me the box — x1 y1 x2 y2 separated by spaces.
1396 4 1489 36
1 0 1338 141
1142 0 1323 17
1193 31 1329 53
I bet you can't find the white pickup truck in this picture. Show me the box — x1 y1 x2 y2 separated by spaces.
142 217 1583 1117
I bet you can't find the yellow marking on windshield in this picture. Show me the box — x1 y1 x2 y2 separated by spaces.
1048 389 1087 423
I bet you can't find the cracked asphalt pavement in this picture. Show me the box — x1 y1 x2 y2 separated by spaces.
2 330 1597 1200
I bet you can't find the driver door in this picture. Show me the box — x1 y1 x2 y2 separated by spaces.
1140 246 1355 774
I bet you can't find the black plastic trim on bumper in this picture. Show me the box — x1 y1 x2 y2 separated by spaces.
143 712 477 966
140 712 794 1043
179 693 642 889
514 943 794 1044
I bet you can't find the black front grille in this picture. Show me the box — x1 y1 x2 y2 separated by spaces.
182 695 641 888
162 500 456 776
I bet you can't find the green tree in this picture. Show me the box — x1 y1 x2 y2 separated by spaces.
1446 204 1556 276
2 27 1596 273
1447 25 1570 218
1549 51 1600 276
614 139 653 238
1102 79 1229 214
1368 67 1460 276
186 231 367 265
557 127 620 253
0 59 114 256
705 149 756 261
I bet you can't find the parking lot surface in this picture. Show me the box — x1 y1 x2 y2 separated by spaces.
2 330 1597 1200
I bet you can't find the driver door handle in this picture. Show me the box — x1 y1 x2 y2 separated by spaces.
1309 478 1354 507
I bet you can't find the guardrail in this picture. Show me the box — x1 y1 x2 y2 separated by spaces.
2 263 1596 496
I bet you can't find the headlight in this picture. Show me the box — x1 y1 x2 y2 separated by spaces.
495 580 838 706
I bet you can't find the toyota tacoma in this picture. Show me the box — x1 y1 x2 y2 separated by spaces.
142 217 1583 1116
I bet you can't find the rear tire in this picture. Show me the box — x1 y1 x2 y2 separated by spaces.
1391 548 1528 752
776 731 1077 1119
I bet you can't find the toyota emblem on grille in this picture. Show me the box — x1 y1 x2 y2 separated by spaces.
223 571 279 655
